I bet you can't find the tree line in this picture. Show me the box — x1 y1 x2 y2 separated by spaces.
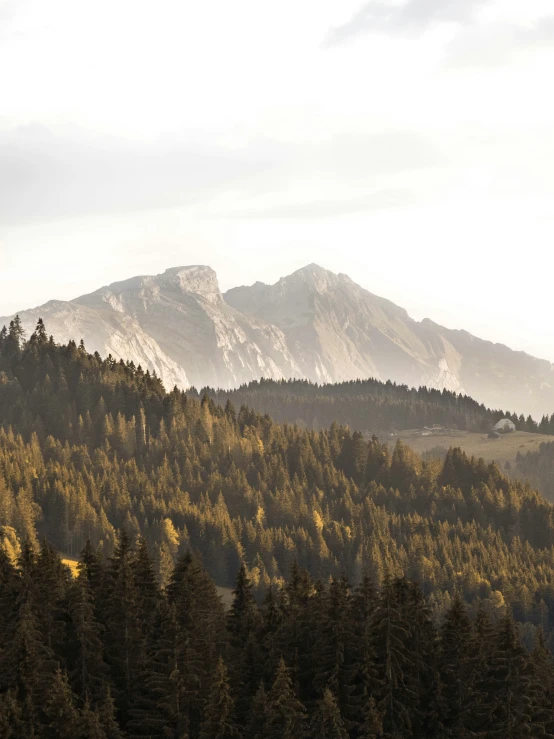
3 319 554 647
192 377 554 435
2 535 554 738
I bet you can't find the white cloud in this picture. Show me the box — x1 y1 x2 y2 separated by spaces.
326 0 489 45
2 0 554 361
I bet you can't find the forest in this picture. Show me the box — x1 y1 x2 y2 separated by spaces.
195 377 554 435
2 320 554 635
1 536 554 738
3 317 554 732
515 442 554 501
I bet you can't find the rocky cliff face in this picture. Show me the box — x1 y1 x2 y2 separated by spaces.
2 263 553 416
226 264 463 392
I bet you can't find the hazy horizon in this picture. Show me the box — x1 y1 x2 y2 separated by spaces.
2 0 554 360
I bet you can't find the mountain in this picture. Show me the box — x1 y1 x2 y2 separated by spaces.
225 263 462 390
2 263 554 416
0 265 301 391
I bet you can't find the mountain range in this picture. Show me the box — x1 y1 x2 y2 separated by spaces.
2 263 553 416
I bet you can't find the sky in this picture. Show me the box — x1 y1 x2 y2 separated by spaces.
1 0 554 359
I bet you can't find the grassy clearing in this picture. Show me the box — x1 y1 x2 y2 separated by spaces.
61 556 80 577
386 430 553 470
216 585 234 608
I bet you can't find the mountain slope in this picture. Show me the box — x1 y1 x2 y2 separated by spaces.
225 263 463 390
2 262 554 416
1 266 301 390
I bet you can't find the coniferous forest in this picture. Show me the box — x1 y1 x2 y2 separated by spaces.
196 378 552 435
3 318 554 734
2 536 554 738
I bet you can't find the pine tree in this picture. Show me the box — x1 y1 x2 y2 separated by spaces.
34 540 70 655
0 691 23 738
440 593 474 734
265 658 308 739
67 573 109 706
2 576 57 734
0 544 19 660
247 681 269 739
532 630 554 736
359 696 384 739
310 688 349 739
102 530 143 725
44 667 80 739
97 687 124 739
199 656 241 739
227 563 262 723
371 576 420 738
474 612 546 737
167 550 226 736
127 600 188 739
76 700 108 739
312 576 358 727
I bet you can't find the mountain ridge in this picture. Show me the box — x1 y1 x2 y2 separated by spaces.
2 262 553 416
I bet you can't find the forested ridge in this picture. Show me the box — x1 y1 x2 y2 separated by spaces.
3 320 554 643
196 377 554 435
2 536 554 738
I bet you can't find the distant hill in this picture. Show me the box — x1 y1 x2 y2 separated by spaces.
196 377 549 436
2 263 554 415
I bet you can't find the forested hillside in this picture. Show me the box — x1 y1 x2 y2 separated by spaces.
2 319 554 648
1 538 554 738
197 378 553 435
516 442 554 500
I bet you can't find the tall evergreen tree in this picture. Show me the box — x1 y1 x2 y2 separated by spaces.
227 563 262 723
265 658 308 739
199 657 241 739
310 688 349 739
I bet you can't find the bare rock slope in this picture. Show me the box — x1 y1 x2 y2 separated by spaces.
2 263 553 415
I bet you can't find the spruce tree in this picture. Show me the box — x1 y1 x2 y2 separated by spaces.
199 656 241 739
167 550 226 736
312 576 358 726
76 700 108 739
266 658 308 739
247 681 269 739
44 667 80 739
474 612 546 737
371 575 419 738
359 696 384 739
310 688 349 739
67 573 109 707
0 691 23 738
440 593 474 734
227 563 262 723
102 530 143 725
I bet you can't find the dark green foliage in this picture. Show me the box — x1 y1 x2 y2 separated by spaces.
265 657 308 739
199 377 532 436
310 688 349 739
439 593 474 734
3 326 554 647
199 656 240 739
5 324 554 735
246 682 269 739
516 441 554 501
0 540 553 737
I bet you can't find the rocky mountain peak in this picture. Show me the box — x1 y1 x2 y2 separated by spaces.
279 263 341 294
3 263 554 415
160 265 221 303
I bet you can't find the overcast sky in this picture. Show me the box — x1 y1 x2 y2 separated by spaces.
1 0 554 359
